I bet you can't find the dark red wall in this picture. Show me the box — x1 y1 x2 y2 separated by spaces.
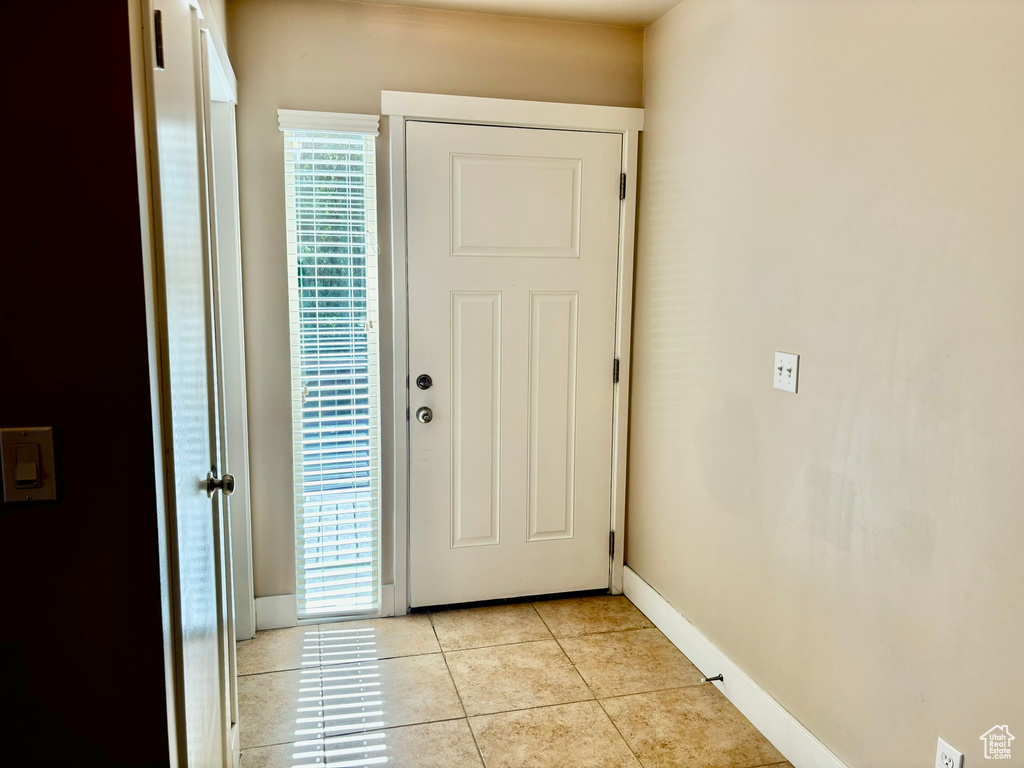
0 2 171 764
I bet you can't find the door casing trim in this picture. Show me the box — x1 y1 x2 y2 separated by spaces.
383 91 643 615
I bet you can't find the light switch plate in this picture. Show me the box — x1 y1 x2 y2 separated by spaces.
1 427 56 502
774 352 799 393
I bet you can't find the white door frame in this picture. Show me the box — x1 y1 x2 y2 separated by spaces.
197 20 250 766
382 91 643 615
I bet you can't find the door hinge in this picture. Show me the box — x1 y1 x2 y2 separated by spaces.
609 530 616 557
153 10 165 69
619 173 627 200
613 358 620 384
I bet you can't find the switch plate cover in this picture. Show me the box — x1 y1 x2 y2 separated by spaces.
774 352 799 393
1 427 56 502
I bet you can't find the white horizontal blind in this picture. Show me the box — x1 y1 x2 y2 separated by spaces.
283 120 381 618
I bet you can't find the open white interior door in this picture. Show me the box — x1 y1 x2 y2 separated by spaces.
407 120 622 607
145 0 229 763
196 23 243 768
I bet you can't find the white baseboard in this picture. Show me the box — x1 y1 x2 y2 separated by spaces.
255 594 297 630
256 587 398 628
623 567 849 768
380 583 396 617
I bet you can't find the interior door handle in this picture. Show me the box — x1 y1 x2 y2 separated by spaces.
206 471 235 497
415 406 433 424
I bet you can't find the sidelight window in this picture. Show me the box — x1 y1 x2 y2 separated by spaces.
280 110 381 618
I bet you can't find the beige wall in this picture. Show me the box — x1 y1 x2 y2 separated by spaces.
630 1 1024 766
206 0 225 31
206 0 227 35
228 0 643 597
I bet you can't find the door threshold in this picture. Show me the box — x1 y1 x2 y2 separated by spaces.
411 587 610 614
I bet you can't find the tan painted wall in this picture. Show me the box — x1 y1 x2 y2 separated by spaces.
207 0 227 34
1 1 171 756
228 0 643 597
630 1 1024 766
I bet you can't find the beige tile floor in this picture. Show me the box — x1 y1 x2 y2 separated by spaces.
237 595 794 768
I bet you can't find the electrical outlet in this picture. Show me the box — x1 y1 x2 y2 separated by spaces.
936 738 964 768
773 351 799 393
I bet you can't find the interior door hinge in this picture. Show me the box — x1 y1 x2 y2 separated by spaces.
619 173 627 201
154 10 165 69
613 358 620 384
609 530 616 557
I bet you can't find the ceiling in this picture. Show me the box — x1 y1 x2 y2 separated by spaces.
350 0 680 27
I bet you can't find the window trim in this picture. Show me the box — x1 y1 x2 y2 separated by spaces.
279 110 383 620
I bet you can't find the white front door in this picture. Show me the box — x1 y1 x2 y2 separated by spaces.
407 120 622 607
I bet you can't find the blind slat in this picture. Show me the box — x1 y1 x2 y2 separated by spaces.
286 127 381 618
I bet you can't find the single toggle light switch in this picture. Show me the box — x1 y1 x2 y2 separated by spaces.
1 427 56 502
14 444 41 487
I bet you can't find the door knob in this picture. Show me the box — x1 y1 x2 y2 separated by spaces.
415 406 433 424
207 471 235 497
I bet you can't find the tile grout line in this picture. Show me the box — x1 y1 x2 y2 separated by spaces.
315 622 328 762
442 635 560 656
237 664 324 679
465 715 488 768
241 601 668 762
426 623 661 654
248 630 667 677
439 617 604 717
597 681 714 701
441 652 470 717
320 648 442 666
241 714 480 758
594 685 786 768
555 624 658 639
319 619 466 758
430 617 469 719
435 603 622 768
529 601 557 637
539 602 698 768
554 629 646 767
468 695 602 719
595 696 646 768
429 614 488 768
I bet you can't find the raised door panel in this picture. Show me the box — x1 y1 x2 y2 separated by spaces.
450 291 501 547
528 292 579 542
451 154 581 258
